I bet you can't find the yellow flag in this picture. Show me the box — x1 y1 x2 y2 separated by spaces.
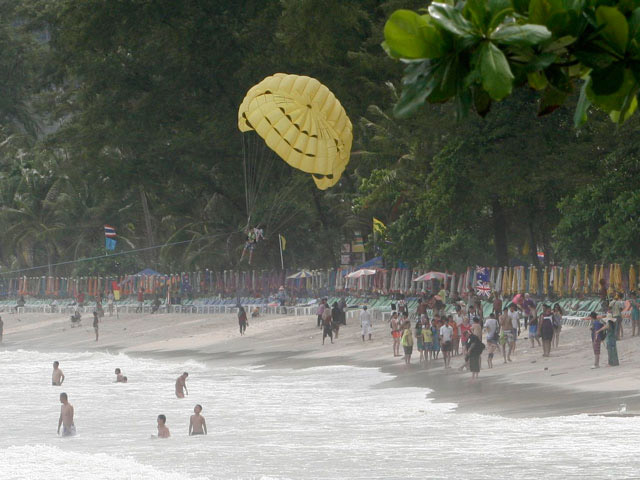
279 234 286 251
373 217 386 234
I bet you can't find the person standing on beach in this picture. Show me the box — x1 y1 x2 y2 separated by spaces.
595 317 619 366
331 301 341 339
589 312 604 369
522 293 536 331
401 321 413 365
156 414 170 438
390 312 401 357
322 305 333 345
136 288 144 313
631 292 640 337
552 303 563 348
57 392 75 436
539 305 554 357
93 311 99 342
189 404 207 435
238 305 248 336
430 317 440 360
175 372 189 398
316 299 326 328
610 294 624 340
360 306 372 342
440 318 453 368
107 290 115 317
52 361 64 386
528 309 541 348
499 307 512 363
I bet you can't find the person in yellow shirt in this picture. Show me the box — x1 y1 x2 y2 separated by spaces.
401 321 413 365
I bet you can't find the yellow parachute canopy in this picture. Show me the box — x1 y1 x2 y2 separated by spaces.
238 73 353 189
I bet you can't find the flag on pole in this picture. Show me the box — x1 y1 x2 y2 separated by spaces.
373 217 386 234
279 234 286 251
104 225 117 238
105 238 117 251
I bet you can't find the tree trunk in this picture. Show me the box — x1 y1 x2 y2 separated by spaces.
491 197 509 266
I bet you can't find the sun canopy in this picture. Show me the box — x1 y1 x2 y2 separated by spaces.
412 271 450 282
346 269 377 279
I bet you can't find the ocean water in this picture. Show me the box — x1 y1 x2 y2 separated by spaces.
1 349 639 480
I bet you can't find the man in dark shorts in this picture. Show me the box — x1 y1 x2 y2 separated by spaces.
439 320 454 368
322 306 333 344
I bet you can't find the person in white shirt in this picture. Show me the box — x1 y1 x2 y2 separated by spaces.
360 306 373 342
439 322 454 368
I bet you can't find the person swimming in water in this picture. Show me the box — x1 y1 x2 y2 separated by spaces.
156 414 170 438
189 404 207 435
115 368 125 382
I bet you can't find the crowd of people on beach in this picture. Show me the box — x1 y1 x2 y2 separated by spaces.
381 289 640 377
50 361 205 439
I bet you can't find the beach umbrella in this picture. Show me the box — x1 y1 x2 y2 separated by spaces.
630 264 637 293
286 270 314 280
346 269 377 279
543 266 549 295
592 264 599 294
412 271 449 282
574 265 581 295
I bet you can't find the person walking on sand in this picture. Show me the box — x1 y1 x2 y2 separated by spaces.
552 303 563 348
175 372 189 398
57 392 75 436
415 319 425 363
422 317 433 361
401 321 413 365
466 333 485 381
360 306 372 342
499 307 512 363
589 312 605 369
52 361 64 386
430 318 440 360
238 305 248 336
595 316 619 366
331 301 341 339
484 313 500 369
539 305 554 357
631 292 640 337
322 305 333 345
440 317 453 368
508 304 520 353
189 404 207 435
93 311 99 342
390 312 401 357
156 414 170 438
527 307 541 348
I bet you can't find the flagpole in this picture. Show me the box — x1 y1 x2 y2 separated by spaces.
279 234 284 270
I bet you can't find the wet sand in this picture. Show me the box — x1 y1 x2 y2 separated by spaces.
1 309 639 417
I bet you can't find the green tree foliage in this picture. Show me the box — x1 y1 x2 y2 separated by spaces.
383 0 640 126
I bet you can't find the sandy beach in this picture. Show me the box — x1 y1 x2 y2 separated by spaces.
2 310 639 417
